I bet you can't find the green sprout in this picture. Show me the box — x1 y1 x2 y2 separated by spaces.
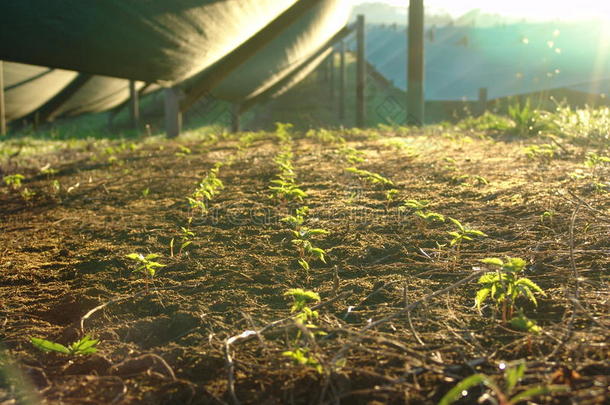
31 336 99 356
269 180 307 203
524 144 558 163
401 199 429 211
475 257 545 322
282 289 324 374
291 228 329 271
509 311 542 334
20 188 36 201
346 167 394 187
338 146 365 164
3 174 25 189
281 206 309 229
126 253 166 279
414 210 446 223
170 226 195 257
439 361 568 405
188 164 224 214
447 217 487 248
385 189 399 206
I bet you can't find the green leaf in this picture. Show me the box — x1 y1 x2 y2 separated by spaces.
438 374 492 405
510 385 570 403
126 253 143 261
31 338 70 354
298 259 310 271
480 258 504 267
505 362 526 393
475 288 491 311
448 217 465 231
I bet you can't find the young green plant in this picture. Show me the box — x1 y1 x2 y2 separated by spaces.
475 257 545 323
282 289 324 374
439 361 568 405
31 336 99 356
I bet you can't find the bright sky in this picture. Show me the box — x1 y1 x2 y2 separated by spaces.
354 0 610 21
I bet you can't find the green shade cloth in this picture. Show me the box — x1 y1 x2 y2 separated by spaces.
4 62 77 121
210 0 350 103
0 1 299 84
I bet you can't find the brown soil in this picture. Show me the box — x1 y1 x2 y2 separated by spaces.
0 128 608 404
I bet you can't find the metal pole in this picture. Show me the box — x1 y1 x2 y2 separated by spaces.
478 87 488 116
164 87 182 138
128 80 140 131
356 14 366 128
407 0 425 126
339 41 346 124
0 61 7 135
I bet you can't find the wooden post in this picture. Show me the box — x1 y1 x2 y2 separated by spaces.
164 87 182 138
0 61 6 135
356 14 366 128
407 0 425 126
231 104 241 133
329 52 335 102
477 87 488 116
339 41 346 124
128 80 139 131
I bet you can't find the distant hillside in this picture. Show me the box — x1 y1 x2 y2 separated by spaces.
351 2 524 27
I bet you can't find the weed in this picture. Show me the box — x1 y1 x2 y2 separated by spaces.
475 257 545 322
20 188 36 201
31 336 99 356
439 361 568 405
508 98 552 136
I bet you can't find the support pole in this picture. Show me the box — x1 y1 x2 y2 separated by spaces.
477 87 488 116
356 14 366 128
329 51 335 102
164 87 182 138
0 61 6 135
339 41 346 124
407 0 425 126
128 80 139 131
231 104 241 133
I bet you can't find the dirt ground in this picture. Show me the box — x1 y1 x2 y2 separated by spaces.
0 127 608 404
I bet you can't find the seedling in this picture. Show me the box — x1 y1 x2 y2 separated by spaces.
170 225 195 257
524 144 558 163
475 257 545 322
509 311 542 334
338 146 365 164
282 289 324 374
346 167 394 187
3 174 24 189
188 164 224 214
414 210 446 223
20 188 36 201
31 336 99 356
540 210 554 224
141 187 150 198
126 253 166 279
291 228 329 271
385 189 399 207
269 180 307 203
175 145 192 156
400 199 429 211
439 361 568 405
447 217 487 248
281 206 309 229
275 122 294 144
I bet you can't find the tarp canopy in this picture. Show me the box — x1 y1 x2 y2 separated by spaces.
0 0 300 84
351 21 610 101
4 63 77 121
205 0 351 103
